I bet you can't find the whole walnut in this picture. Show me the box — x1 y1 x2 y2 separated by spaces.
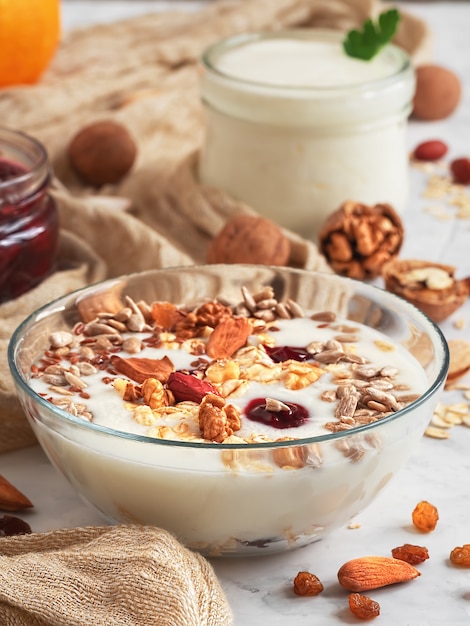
68 119 137 186
412 65 461 121
207 214 290 266
318 201 404 280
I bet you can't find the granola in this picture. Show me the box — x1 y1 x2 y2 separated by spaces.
30 286 428 450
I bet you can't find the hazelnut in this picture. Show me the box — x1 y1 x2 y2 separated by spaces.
412 65 461 121
206 214 290 266
68 119 137 186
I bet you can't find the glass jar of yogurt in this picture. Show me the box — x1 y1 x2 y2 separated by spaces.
0 127 59 303
198 30 415 239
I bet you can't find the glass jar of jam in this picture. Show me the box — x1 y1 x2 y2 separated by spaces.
0 127 59 303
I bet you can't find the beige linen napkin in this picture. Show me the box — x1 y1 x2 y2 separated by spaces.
0 525 233 626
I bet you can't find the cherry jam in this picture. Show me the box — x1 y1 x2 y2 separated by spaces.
264 344 311 363
245 397 309 429
0 127 58 303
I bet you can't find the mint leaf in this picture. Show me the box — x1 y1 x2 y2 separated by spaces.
343 9 401 61
378 9 400 43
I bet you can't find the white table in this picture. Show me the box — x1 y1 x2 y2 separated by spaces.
3 2 470 624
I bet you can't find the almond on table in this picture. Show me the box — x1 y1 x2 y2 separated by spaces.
337 556 421 592
0 475 33 512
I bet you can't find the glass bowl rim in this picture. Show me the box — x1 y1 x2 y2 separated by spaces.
8 265 450 451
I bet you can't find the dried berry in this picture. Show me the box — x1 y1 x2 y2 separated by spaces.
450 544 470 567
167 371 221 403
0 514 32 536
348 593 380 620
293 571 324 596
450 158 470 185
391 543 429 565
413 140 448 162
412 500 439 532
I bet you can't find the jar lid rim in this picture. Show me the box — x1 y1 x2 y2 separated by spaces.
0 126 49 190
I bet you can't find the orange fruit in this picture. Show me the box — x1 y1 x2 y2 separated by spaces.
0 0 61 87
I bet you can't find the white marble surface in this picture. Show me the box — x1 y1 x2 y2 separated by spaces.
3 2 470 624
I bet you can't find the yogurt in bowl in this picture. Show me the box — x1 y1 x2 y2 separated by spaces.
9 265 448 556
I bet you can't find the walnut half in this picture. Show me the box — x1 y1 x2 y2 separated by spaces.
382 259 470 323
318 201 404 280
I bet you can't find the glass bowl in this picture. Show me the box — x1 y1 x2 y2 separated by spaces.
8 265 449 557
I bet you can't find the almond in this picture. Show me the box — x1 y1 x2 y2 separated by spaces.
110 354 174 384
76 286 124 323
0 475 33 512
206 316 252 359
337 556 421 591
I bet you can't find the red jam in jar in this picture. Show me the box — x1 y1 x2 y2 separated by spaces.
0 127 59 303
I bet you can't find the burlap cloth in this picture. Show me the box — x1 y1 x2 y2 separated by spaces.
0 0 431 452
0 525 233 625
